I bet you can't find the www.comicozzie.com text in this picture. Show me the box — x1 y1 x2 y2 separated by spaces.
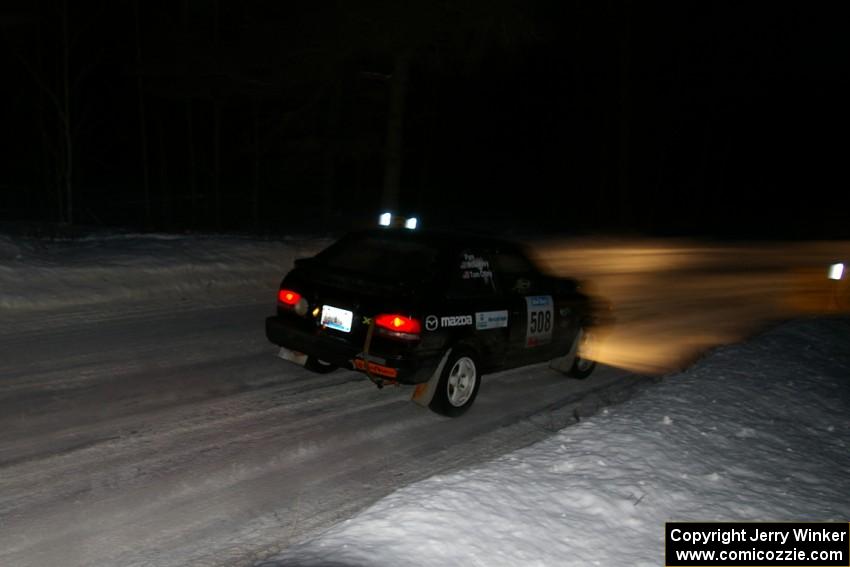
670 526 847 546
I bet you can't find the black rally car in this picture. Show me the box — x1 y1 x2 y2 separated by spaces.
265 228 607 416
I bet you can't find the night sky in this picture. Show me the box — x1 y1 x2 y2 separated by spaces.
1 1 848 238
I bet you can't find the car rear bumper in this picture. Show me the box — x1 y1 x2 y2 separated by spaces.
265 316 441 384
266 316 357 366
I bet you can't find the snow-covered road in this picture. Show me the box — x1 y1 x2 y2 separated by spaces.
3 232 847 566
0 298 644 567
269 316 850 567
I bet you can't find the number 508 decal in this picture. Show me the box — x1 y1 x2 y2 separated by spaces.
525 295 553 347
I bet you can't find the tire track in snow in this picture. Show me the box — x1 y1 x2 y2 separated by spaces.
0 302 650 567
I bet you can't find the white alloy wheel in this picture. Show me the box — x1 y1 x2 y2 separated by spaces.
568 328 597 379
575 330 594 372
447 356 477 407
429 349 482 416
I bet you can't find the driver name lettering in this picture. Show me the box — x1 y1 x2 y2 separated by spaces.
460 254 493 281
460 254 489 270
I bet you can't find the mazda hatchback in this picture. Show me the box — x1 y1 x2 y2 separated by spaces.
265 229 606 416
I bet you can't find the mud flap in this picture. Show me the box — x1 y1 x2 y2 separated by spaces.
411 348 453 408
549 330 580 373
278 347 308 366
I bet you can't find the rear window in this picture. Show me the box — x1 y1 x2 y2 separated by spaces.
315 234 440 281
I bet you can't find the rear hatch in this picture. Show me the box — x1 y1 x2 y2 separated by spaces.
283 232 443 352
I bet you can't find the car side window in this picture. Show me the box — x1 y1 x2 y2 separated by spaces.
493 248 537 293
447 249 498 298
494 249 534 275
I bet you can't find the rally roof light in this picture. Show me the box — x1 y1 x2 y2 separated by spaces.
378 211 419 229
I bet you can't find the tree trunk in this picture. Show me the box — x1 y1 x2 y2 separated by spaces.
572 0 586 225
695 115 714 228
35 17 55 221
416 84 435 216
321 79 343 228
186 99 197 226
61 0 73 225
213 100 222 229
157 113 172 227
252 100 261 230
616 0 632 228
133 0 151 227
212 0 221 228
381 51 410 212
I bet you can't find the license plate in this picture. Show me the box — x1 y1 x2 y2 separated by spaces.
321 305 353 333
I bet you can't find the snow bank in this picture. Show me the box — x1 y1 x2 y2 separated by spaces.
268 317 850 567
0 233 331 318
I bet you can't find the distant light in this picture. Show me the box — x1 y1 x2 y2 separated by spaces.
828 262 844 280
405 217 418 230
379 212 392 226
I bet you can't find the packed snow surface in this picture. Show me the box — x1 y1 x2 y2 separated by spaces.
0 231 645 566
1 231 848 567
269 317 850 567
0 232 330 319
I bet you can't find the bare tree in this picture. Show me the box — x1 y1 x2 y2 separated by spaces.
2 0 108 225
381 51 410 212
133 0 151 227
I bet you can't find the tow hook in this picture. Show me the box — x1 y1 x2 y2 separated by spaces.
359 319 399 388
362 320 378 385
370 375 400 389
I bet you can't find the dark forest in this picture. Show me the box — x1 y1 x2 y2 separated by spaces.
1 1 847 237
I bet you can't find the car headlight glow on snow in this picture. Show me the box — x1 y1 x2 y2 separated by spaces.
828 262 844 280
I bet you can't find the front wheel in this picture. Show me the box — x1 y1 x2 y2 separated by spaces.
429 349 481 417
568 328 597 379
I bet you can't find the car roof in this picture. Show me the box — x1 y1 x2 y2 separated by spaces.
346 228 525 253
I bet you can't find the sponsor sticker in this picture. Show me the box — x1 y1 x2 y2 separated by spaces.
513 278 531 292
440 315 473 327
475 310 509 330
525 295 554 347
425 315 438 331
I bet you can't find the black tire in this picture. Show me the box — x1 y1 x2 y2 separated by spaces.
304 356 338 374
568 328 597 379
429 349 482 417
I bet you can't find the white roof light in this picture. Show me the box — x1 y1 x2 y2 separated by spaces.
379 212 392 227
828 262 844 280
405 217 418 230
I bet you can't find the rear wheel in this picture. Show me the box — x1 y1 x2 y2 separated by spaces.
568 328 597 379
305 356 338 374
429 349 481 417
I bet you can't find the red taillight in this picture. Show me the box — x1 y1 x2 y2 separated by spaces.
278 289 301 306
375 313 421 336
